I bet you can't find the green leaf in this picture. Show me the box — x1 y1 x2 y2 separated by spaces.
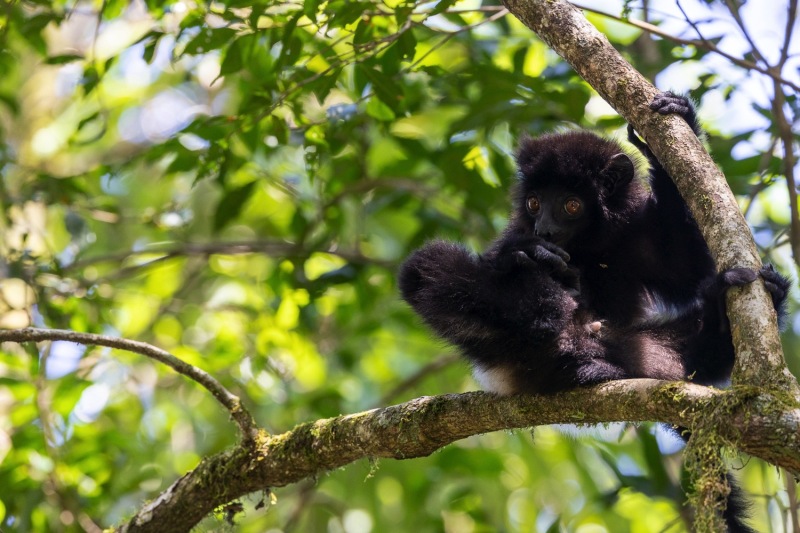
71 112 107 145
431 0 459 14
219 36 244 76
304 0 324 21
353 19 375 48
248 6 267 28
182 27 237 56
0 92 20 114
324 0 369 29
213 181 256 231
18 13 56 55
185 116 231 142
310 69 340 103
366 97 396 121
357 65 403 111
141 31 165 63
81 65 101 95
397 30 417 62
101 0 128 19
45 54 84 65
166 149 198 174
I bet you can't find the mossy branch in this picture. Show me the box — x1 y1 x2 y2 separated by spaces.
111 380 800 532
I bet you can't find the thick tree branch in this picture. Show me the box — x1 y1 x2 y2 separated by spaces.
501 0 799 397
0 328 259 441
114 379 800 532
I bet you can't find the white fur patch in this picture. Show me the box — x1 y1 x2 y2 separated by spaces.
640 289 694 325
472 364 516 395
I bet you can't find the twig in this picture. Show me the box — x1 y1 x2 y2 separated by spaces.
724 0 800 266
570 2 800 92
770 87 800 267
779 0 798 67
63 239 394 274
721 0 767 66
742 138 779 220
772 0 800 268
715 0 800 266
0 328 259 441
422 7 509 34
257 4 507 128
675 0 719 55
785 469 800 533
252 10 430 130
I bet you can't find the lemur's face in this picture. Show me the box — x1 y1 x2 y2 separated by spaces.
523 187 589 249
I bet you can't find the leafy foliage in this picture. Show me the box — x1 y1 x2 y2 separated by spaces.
0 1 796 531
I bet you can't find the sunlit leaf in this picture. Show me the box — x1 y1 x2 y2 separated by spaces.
213 181 257 232
45 54 84 65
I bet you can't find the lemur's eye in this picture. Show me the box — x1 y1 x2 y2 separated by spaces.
564 197 582 216
526 196 540 214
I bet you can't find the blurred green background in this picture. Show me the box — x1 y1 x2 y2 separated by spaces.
0 1 797 531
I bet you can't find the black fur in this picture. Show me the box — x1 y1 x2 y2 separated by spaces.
399 241 785 394
399 92 790 532
515 94 713 327
401 237 632 394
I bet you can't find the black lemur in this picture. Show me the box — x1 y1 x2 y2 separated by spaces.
399 92 789 532
399 234 759 395
400 91 788 391
498 91 787 384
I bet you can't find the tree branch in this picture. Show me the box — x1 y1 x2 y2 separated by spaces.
570 2 800 92
62 239 394 281
115 379 800 532
715 0 800 268
501 0 799 397
0 328 259 441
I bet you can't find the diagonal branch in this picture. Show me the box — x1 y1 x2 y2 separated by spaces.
0 328 259 441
